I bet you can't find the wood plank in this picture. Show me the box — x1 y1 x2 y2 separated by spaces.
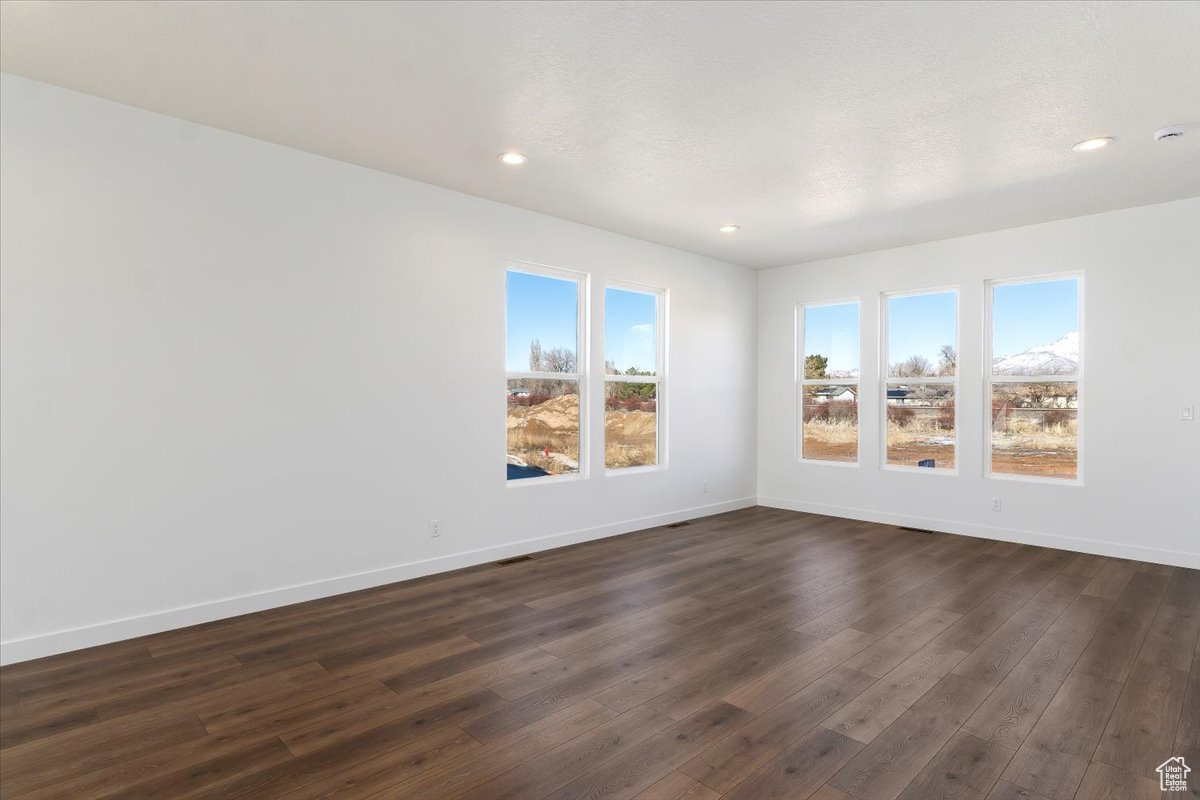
541 701 754 800
895 731 1015 800
721 727 863 800
1092 660 1188 779
89 738 297 800
451 705 674 800
1080 560 1138 600
1136 600 1200 672
1069 760 1163 800
1177 638 1200 753
210 722 476 800
588 625 778 714
997 670 1122 800
279 726 480 800
0 710 209 797
678 667 875 794
960 594 1109 749
632 771 719 800
809 787 858 800
827 673 993 800
1161 567 1200 608
823 642 968 744
984 779 1054 800
723 628 878 714
644 631 819 720
489 624 691 702
1072 571 1168 683
278 686 503 756
951 572 1088 686
843 606 962 678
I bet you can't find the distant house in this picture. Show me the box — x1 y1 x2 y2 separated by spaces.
509 387 531 398
886 388 910 404
811 387 857 403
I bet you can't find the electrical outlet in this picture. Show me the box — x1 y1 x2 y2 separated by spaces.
702 481 710 495
991 498 1001 512
1182 405 1195 421
430 520 441 538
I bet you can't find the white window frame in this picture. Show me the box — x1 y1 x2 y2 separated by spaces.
505 262 590 487
796 298 862 466
984 271 1084 485
880 286 960 476
604 281 668 475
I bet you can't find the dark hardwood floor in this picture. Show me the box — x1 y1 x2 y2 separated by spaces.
1 507 1198 800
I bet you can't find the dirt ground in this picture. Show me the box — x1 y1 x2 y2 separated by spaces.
507 395 656 472
801 435 858 463
885 442 956 470
990 448 1077 478
803 421 1076 478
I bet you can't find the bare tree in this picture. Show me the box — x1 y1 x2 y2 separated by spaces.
542 347 577 374
528 339 543 372
894 354 932 377
937 345 957 376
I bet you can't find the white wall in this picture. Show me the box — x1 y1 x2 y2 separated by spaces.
758 198 1200 569
4 72 1197 668
0 75 758 664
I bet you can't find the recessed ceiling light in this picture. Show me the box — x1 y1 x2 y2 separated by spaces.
1155 125 1185 142
1071 137 1113 153
499 152 528 166
719 225 740 233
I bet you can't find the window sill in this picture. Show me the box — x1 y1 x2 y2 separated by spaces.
986 472 1083 487
798 459 860 468
507 472 586 488
605 464 666 478
883 464 959 477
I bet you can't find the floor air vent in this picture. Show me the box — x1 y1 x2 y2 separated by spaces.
494 555 534 566
666 521 693 529
899 526 938 534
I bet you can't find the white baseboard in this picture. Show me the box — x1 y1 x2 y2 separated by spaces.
757 496 1200 569
0 497 757 666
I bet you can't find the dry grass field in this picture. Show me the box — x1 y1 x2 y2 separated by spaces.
801 419 859 462
991 413 1078 478
801 405 1076 477
507 395 656 474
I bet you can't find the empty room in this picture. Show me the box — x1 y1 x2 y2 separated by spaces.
1 2 1198 799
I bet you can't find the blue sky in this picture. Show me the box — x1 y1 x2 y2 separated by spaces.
604 288 656 374
507 271 1076 373
506 271 577 371
887 291 956 368
505 272 657 373
993 278 1078 357
804 302 860 376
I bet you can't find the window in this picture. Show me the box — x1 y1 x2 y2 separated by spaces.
798 301 860 463
505 267 586 481
883 289 958 471
987 275 1081 481
604 285 664 470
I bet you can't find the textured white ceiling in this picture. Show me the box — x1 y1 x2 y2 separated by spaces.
2 0 1198 268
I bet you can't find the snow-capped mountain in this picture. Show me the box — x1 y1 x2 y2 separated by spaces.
993 332 1079 375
